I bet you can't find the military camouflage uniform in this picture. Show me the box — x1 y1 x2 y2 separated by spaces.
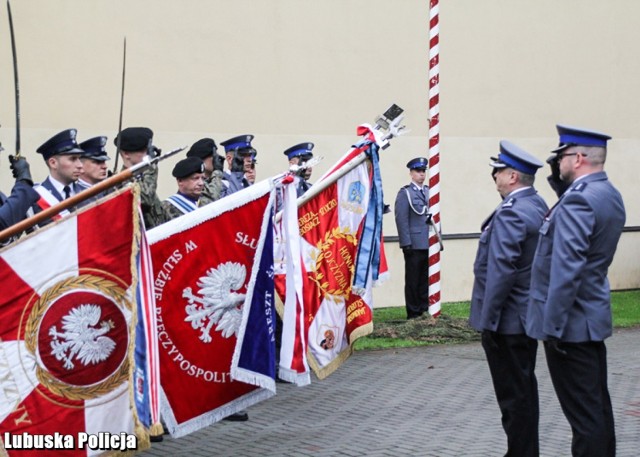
138 164 173 229
198 170 225 206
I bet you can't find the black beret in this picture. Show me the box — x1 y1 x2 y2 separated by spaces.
114 127 153 152
187 138 217 159
172 157 205 179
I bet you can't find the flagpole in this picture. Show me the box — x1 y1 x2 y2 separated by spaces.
427 0 442 317
0 147 185 241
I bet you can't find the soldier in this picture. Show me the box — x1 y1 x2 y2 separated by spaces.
185 138 225 205
393 157 431 319
162 157 205 218
220 134 257 195
0 156 38 232
78 136 110 189
34 129 85 206
283 142 314 197
115 127 172 229
469 141 548 457
527 125 625 457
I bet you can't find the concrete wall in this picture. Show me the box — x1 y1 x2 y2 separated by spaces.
0 1 638 307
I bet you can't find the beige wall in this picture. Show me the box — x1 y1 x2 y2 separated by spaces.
1 1 638 307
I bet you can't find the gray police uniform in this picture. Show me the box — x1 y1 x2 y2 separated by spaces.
0 183 39 231
526 125 625 457
469 141 547 457
394 157 430 319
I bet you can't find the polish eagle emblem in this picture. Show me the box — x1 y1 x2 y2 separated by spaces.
183 262 246 343
48 304 116 370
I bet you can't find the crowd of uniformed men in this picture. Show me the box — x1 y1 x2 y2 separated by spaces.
0 127 316 233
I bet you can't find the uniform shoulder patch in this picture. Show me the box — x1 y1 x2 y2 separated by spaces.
572 182 588 192
501 197 515 208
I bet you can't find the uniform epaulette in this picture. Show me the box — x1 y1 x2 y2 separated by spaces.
502 197 515 208
572 182 587 192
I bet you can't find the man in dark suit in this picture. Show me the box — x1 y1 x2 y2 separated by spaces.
527 125 625 457
394 157 431 319
470 141 548 457
34 129 85 206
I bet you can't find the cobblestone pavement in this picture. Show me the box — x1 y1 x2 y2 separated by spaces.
140 327 639 456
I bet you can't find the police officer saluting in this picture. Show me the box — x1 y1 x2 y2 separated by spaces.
527 125 625 457
470 141 548 457
394 157 431 319
220 134 256 195
283 142 314 197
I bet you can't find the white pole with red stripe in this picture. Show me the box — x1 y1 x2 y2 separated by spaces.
427 0 442 317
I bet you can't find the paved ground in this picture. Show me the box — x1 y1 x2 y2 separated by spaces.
140 328 639 457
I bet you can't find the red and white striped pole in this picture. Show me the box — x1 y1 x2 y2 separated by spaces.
427 0 442 317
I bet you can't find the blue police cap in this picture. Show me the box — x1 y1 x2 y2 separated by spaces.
36 129 84 161
283 142 314 160
490 141 543 175
79 136 110 162
114 127 153 152
406 157 428 170
551 124 611 153
187 138 217 159
220 134 256 157
172 156 205 179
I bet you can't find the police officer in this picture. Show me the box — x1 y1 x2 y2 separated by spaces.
394 157 430 319
78 136 110 190
526 125 625 457
283 142 314 197
469 141 548 457
162 157 206 219
186 138 225 205
0 156 38 232
220 134 256 195
35 129 85 203
115 127 172 229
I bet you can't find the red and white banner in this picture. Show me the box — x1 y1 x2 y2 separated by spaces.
276 138 385 382
0 186 148 457
146 180 276 438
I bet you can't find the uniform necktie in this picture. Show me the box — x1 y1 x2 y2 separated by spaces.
63 185 71 200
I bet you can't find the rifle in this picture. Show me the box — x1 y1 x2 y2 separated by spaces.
0 146 185 241
6 0 21 158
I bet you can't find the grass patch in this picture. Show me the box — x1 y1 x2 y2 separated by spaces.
354 290 639 351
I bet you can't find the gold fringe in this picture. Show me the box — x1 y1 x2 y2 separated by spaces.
149 422 164 436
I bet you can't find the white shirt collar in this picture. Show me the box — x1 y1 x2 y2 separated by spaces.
48 175 75 197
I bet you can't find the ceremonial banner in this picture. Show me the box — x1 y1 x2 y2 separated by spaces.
276 128 388 381
147 180 276 438
0 187 148 457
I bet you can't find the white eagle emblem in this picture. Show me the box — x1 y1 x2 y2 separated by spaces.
183 262 246 343
48 304 116 370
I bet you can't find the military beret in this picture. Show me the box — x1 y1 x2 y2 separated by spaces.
220 134 256 157
36 129 84 161
490 140 543 175
406 157 428 170
114 127 153 152
284 142 314 160
172 156 205 179
187 138 218 159
79 136 110 162
551 124 612 153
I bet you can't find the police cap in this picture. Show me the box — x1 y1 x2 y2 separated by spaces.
284 142 314 160
490 140 543 175
79 136 110 162
406 157 428 171
551 124 612 153
36 129 84 161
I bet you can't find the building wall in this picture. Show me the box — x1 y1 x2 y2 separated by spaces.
1 0 638 306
